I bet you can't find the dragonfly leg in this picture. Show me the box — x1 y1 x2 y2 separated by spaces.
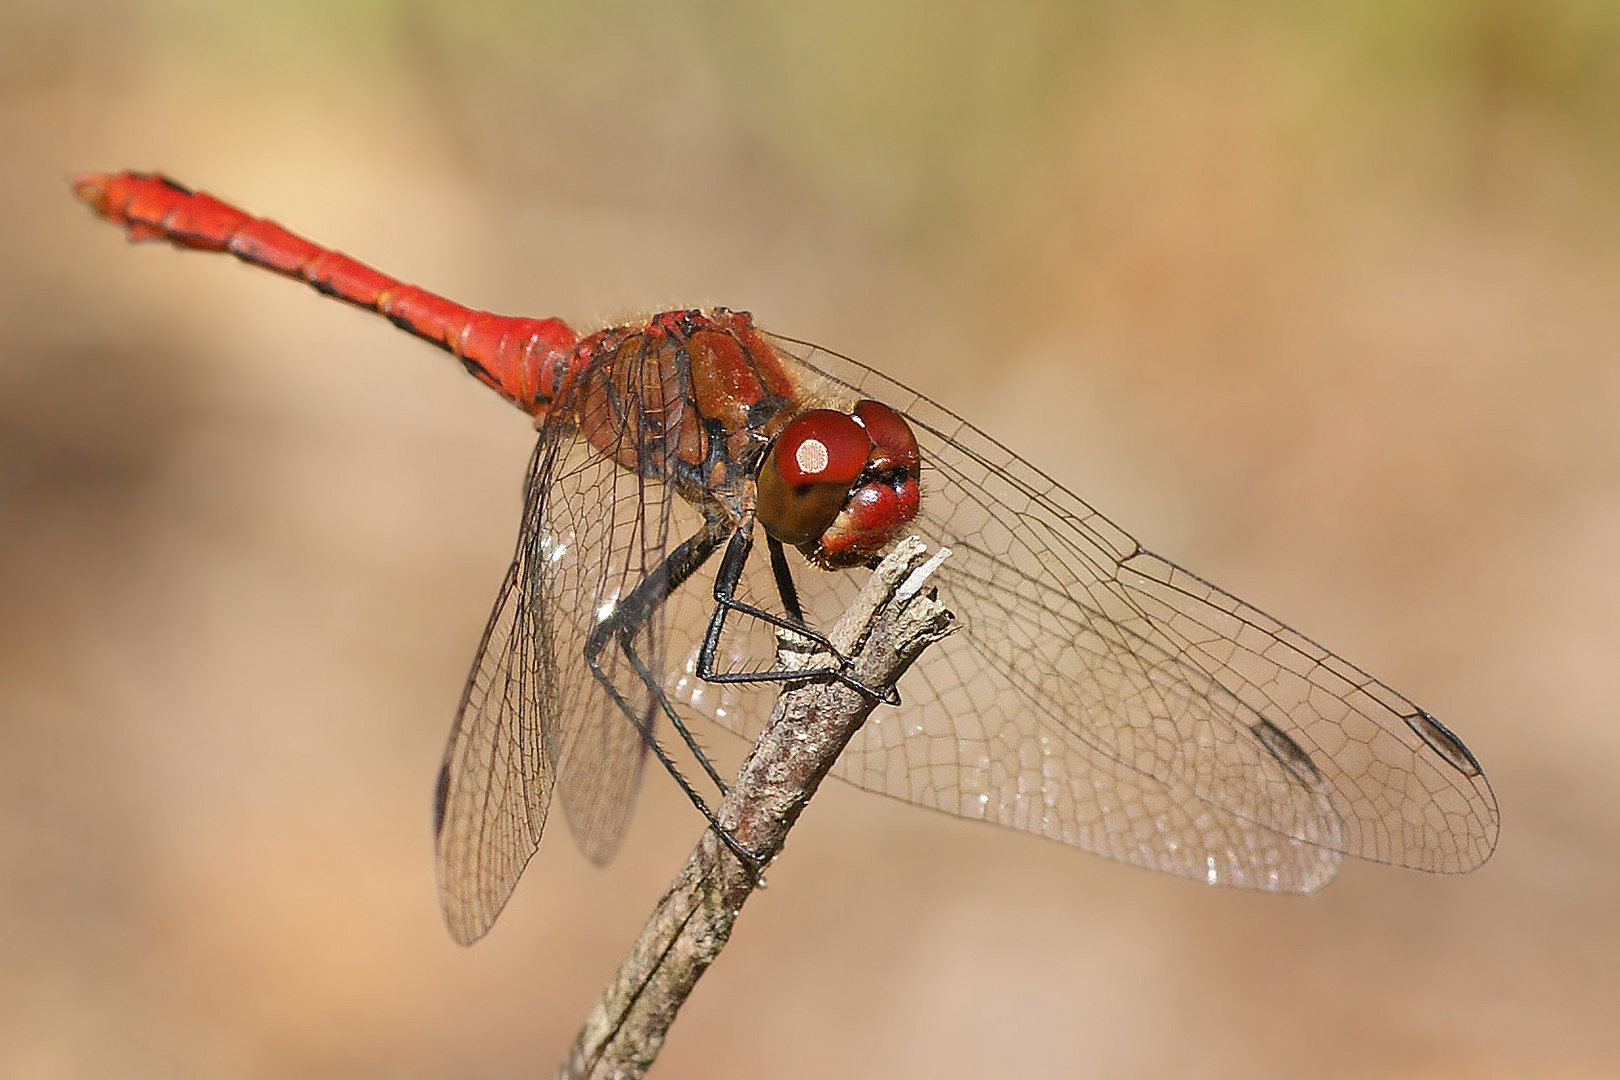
767 535 807 627
697 525 902 707
582 521 769 876
585 522 732 793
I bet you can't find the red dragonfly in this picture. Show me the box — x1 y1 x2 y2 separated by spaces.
73 171 1498 946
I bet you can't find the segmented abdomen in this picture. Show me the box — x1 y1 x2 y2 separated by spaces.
72 171 582 416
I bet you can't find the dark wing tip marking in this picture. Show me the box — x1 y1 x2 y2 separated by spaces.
1405 709 1484 777
432 760 451 837
1250 717 1324 787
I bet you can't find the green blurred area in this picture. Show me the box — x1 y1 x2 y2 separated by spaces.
25 0 1619 234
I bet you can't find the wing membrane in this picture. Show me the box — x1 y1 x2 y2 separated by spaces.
433 439 560 946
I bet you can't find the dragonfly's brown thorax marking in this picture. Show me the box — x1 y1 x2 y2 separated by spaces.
560 309 805 522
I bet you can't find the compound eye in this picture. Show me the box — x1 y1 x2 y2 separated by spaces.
756 410 870 546
853 400 919 472
773 410 868 486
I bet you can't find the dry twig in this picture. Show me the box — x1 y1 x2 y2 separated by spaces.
558 537 954 1079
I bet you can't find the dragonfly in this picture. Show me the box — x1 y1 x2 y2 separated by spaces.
72 171 1499 946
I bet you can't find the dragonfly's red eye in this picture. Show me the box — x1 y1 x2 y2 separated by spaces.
756 410 869 546
773 410 869 487
755 401 923 568
854 400 919 472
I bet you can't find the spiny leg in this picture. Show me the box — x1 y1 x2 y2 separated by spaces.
585 522 730 788
697 524 901 707
767 535 806 627
583 521 765 872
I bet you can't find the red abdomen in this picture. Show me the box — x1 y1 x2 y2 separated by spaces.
72 171 582 417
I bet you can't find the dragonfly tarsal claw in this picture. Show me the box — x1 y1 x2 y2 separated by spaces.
831 661 902 707
710 825 771 884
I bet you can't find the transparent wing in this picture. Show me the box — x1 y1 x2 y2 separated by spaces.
754 330 1499 889
435 360 712 942
433 437 560 946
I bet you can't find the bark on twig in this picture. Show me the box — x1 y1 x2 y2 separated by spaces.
557 537 954 1080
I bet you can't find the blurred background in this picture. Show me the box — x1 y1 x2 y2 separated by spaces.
4 1 1618 1076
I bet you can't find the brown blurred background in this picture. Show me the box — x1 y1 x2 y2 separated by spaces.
4 1 1618 1076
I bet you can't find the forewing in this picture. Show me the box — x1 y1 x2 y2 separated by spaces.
433 438 561 946
762 331 1499 889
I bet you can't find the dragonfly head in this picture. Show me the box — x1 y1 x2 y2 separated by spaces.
756 400 921 569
